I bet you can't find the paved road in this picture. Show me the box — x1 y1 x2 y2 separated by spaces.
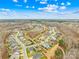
14 31 28 59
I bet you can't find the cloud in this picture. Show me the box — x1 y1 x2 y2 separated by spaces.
26 6 29 8
72 10 79 14
38 4 58 12
32 6 35 8
0 11 8 16
0 10 30 19
16 4 22 7
0 10 79 19
13 0 18 2
0 8 11 12
40 1 47 4
59 6 66 10
61 2 65 5
55 0 57 1
67 2 71 5
24 0 27 3
26 6 35 9
0 9 17 17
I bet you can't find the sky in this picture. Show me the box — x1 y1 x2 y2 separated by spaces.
0 0 79 19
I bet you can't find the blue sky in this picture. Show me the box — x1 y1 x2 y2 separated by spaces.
0 0 79 19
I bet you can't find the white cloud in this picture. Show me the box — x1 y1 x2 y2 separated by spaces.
0 10 79 19
16 4 22 7
0 8 11 12
32 6 35 8
40 1 47 4
67 2 71 5
55 0 57 1
73 10 79 14
26 6 29 8
36 0 47 2
13 0 27 3
0 9 17 17
13 0 18 2
61 2 65 5
38 4 59 12
24 0 27 3
0 11 8 16
59 6 66 10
